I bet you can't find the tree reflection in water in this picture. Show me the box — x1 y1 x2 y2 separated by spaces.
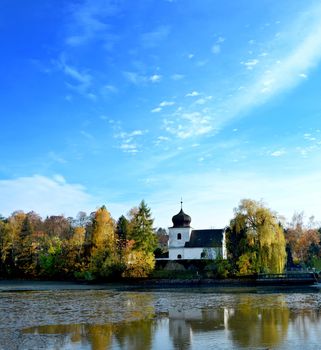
226 295 290 348
20 293 321 350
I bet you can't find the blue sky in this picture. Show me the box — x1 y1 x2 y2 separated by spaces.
1 0 321 228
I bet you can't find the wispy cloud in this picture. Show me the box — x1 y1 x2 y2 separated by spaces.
164 111 213 139
186 91 200 97
154 135 169 146
211 44 221 54
101 84 118 95
171 74 185 80
151 100 175 113
115 129 147 154
65 0 120 48
141 25 171 48
151 107 162 113
194 96 212 105
123 71 146 85
123 72 162 85
48 152 67 164
270 149 286 157
241 58 259 70
56 57 95 99
159 101 175 107
215 3 321 129
150 74 162 83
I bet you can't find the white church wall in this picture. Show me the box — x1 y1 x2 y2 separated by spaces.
169 248 185 260
168 227 192 248
169 247 222 260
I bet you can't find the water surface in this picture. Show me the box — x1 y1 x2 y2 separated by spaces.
1 281 321 349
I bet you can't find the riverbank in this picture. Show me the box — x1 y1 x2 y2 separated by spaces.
0 276 318 292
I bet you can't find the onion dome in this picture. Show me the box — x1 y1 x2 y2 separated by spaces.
172 207 191 228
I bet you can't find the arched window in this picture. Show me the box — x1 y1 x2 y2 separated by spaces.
177 233 182 240
177 254 182 259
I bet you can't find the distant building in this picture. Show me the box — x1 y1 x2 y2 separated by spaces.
168 202 227 260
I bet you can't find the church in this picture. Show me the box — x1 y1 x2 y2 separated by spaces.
168 203 227 260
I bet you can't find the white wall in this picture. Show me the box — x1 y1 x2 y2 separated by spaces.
169 247 222 260
168 227 192 248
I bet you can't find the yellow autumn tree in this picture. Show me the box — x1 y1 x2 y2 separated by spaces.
227 199 287 275
89 205 119 278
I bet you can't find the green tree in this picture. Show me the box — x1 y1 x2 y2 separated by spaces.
129 200 157 253
226 199 287 275
123 201 158 277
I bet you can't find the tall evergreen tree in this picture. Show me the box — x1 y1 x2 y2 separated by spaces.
130 200 157 253
116 215 129 242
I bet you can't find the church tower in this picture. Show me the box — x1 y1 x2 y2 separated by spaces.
168 201 192 259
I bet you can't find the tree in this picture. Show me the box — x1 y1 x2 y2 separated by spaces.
43 215 72 239
116 215 129 243
123 201 158 277
89 206 119 278
91 206 116 252
285 212 321 266
129 200 157 253
226 199 287 275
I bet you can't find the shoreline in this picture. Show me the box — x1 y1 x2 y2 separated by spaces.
0 277 318 291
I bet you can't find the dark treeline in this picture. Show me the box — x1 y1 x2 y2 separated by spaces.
0 200 158 280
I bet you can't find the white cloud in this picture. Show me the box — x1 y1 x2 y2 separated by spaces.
130 130 144 136
159 101 175 107
299 73 308 79
151 107 162 113
0 175 97 218
115 129 146 153
154 135 169 146
242 59 259 70
186 91 200 97
151 101 175 113
150 74 162 83
270 150 286 157
120 143 138 153
164 111 213 139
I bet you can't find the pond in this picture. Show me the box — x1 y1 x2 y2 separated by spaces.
1 281 321 349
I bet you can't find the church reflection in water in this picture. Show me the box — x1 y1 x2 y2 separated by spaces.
22 295 321 350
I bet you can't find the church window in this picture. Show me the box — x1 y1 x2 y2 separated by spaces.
177 233 182 240
177 254 182 259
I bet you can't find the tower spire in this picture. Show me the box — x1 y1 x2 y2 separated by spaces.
180 197 183 210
